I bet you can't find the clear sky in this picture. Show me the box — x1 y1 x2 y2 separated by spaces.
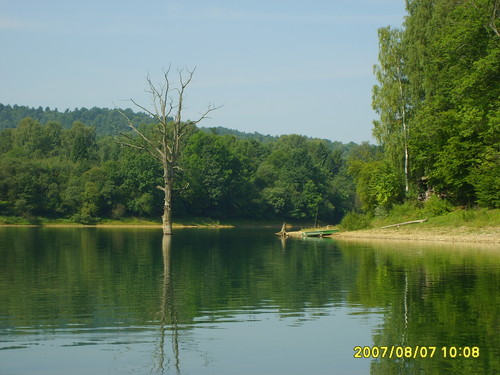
1 0 406 144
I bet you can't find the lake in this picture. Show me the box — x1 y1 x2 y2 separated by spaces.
0 227 498 374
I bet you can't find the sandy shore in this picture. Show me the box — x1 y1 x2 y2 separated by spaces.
336 226 500 244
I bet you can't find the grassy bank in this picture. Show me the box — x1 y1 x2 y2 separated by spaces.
337 206 500 244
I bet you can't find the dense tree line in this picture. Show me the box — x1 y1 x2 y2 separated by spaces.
354 0 500 211
0 113 358 224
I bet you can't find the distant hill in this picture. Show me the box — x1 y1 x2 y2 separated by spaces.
0 104 284 143
0 104 359 151
0 104 279 142
199 126 279 143
0 104 155 136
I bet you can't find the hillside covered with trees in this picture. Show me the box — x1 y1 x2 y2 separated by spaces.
0 104 155 136
0 106 359 224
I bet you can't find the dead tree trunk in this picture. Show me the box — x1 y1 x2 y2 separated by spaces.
158 181 173 235
118 67 219 235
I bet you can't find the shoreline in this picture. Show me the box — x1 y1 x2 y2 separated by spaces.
1 223 499 245
0 223 235 229
335 226 500 244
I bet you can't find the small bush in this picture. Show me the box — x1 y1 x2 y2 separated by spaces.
339 211 372 231
72 209 99 225
111 204 127 219
73 214 99 225
423 195 453 217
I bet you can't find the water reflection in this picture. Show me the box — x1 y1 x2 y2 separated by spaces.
0 228 498 374
156 235 179 374
333 238 500 375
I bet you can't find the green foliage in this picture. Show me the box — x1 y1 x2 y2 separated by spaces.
405 0 499 206
179 132 246 217
384 200 421 220
62 121 98 162
469 149 500 208
71 210 99 225
0 109 354 223
339 211 372 231
372 26 411 192
365 0 500 210
254 134 340 221
116 148 163 216
423 195 454 217
0 97 497 225
347 143 404 212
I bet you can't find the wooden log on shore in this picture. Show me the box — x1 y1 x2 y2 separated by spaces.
381 219 428 229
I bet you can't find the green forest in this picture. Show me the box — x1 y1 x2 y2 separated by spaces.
0 105 359 224
366 0 499 210
0 0 498 225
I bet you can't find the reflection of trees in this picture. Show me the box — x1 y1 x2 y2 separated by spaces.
154 235 180 374
341 242 500 375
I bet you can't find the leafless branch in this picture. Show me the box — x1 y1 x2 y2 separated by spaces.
128 97 161 125
116 107 159 151
117 132 163 161
188 103 224 126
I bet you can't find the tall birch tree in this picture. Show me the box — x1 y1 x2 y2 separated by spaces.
372 26 411 193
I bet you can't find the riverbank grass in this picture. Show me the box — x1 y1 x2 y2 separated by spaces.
373 207 500 229
340 202 499 231
338 206 500 243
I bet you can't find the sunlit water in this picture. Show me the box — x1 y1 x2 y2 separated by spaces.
0 227 498 374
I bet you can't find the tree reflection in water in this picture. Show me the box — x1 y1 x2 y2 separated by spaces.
155 235 180 374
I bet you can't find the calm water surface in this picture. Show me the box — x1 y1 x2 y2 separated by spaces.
0 227 498 374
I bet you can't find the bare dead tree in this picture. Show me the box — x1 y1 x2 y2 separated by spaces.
117 67 219 235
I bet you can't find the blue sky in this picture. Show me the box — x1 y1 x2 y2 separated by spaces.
1 0 406 143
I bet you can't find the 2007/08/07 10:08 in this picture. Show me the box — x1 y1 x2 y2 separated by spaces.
353 346 480 359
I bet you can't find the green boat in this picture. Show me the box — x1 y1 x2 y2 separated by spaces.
302 229 339 237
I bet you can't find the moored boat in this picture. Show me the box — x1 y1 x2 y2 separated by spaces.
302 229 339 237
